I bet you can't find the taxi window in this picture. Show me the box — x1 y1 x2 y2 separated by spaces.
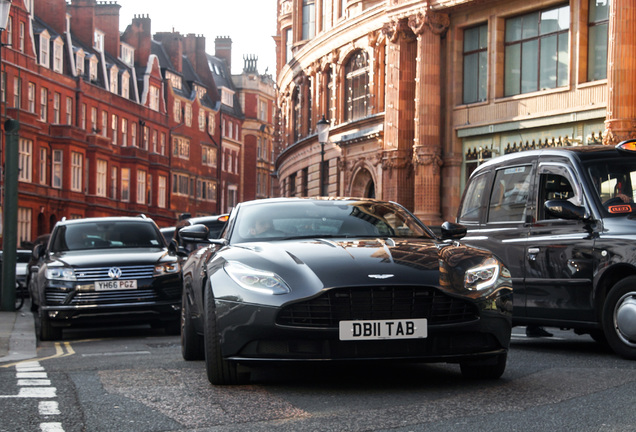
487 166 531 223
458 173 488 223
586 158 636 216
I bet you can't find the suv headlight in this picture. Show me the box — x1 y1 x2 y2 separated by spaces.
224 261 291 295
154 262 181 275
46 267 77 281
465 258 500 291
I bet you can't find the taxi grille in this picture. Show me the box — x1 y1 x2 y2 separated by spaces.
277 286 478 328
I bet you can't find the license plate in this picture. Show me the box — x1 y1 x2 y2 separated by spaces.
339 318 427 341
95 280 138 291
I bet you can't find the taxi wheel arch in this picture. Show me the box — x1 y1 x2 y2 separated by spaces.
602 276 636 360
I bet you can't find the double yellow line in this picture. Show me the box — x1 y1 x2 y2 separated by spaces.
0 342 75 368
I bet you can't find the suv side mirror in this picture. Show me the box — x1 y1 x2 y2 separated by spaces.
32 243 45 259
544 199 587 220
440 221 467 241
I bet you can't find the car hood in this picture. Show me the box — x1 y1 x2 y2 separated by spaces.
220 237 492 295
47 248 174 267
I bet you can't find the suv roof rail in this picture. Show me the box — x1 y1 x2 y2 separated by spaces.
61 217 67 222
138 214 148 219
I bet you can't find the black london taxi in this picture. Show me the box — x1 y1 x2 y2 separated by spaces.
457 140 636 359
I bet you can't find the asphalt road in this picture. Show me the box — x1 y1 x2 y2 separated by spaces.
1 323 635 432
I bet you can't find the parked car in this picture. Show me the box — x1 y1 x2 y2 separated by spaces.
457 140 636 359
178 197 513 385
30 215 182 340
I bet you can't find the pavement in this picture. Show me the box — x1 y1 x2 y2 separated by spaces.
0 299 37 364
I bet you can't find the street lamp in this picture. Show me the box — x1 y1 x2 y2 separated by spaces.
0 0 14 312
316 115 330 196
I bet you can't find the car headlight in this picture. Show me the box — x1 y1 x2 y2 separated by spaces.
154 262 181 275
46 267 77 281
464 258 500 291
224 261 291 295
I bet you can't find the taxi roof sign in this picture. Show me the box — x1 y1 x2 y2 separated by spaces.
616 139 636 154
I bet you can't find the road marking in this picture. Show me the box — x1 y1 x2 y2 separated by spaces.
39 401 61 416
0 342 75 369
18 379 52 386
17 372 48 379
81 350 151 357
40 422 64 432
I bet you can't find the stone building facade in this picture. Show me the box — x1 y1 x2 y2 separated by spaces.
274 0 634 224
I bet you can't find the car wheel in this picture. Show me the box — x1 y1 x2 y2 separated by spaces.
203 286 242 385
181 288 204 360
602 277 636 359
38 308 62 341
460 353 507 379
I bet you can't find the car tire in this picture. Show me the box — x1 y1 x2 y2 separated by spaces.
602 277 636 359
38 308 62 341
203 286 242 385
181 288 204 360
460 353 507 379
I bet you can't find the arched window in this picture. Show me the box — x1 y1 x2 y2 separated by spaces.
293 86 302 142
345 50 370 122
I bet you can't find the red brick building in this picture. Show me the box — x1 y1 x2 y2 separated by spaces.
0 0 276 248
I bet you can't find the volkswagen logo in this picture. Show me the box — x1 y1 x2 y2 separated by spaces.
108 267 123 279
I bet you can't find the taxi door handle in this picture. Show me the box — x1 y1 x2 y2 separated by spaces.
528 247 540 261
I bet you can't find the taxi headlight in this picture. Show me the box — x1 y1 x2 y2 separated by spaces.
224 261 291 295
465 258 500 291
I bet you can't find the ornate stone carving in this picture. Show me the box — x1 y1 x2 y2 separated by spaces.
382 18 416 44
408 10 450 36
413 149 444 175
280 0 292 16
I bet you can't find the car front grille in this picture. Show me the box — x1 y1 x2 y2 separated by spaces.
276 286 478 328
74 265 156 281
46 288 159 306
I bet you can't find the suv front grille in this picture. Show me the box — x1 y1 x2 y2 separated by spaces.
46 288 158 305
74 265 155 281
277 286 478 328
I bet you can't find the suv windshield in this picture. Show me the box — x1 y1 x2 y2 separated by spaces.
584 157 636 216
51 221 164 252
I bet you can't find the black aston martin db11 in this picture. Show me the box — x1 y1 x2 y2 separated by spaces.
178 197 513 385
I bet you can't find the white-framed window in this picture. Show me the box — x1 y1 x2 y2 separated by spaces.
152 129 158 153
76 50 85 76
172 136 190 159
18 138 33 182
172 173 191 196
149 86 160 111
80 103 86 130
13 76 21 109
131 122 137 147
173 100 181 122
39 147 47 185
89 56 98 81
208 113 215 135
52 150 62 189
39 31 50 68
137 170 147 204
53 92 60 124
65 97 73 125
259 100 268 121
17 207 32 247
120 43 135 66
121 118 128 146
19 21 25 53
198 109 205 131
111 114 118 145
185 104 192 127
71 152 83 192
196 179 217 202
142 125 149 150
202 145 216 167
53 38 64 73
195 84 206 100
158 176 167 208
221 87 234 107
160 132 166 155
121 168 130 202
121 72 130 99
109 66 118 94
167 71 181 90
110 166 118 199
228 185 238 211
91 107 97 132
27 82 35 113
96 159 107 197
101 111 108 137
5 17 11 51
94 30 104 52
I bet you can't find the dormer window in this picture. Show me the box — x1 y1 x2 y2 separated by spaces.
221 87 234 107
39 31 50 68
195 84 206 100
120 43 134 67
166 71 181 90
89 55 98 82
53 38 64 73
109 66 119 94
94 30 104 52
75 49 85 76
149 86 160 111
121 71 130 99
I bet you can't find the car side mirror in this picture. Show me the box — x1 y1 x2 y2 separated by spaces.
440 221 467 241
544 199 587 220
178 224 210 242
32 243 45 259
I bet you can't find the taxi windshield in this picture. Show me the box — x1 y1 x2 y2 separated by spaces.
585 157 636 216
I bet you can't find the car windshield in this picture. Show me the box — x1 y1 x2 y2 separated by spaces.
230 200 432 243
584 156 636 216
51 221 164 252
